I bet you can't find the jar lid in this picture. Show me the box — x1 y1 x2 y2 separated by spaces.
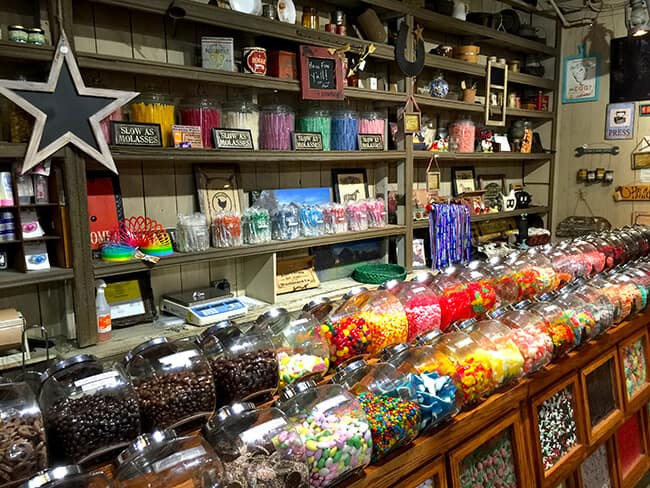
379 279 402 291
28 28 44 34
343 286 368 300
411 272 436 286
124 337 169 365
223 100 258 112
261 104 293 113
360 111 382 120
200 320 237 342
40 354 98 384
537 292 556 302
25 466 83 488
456 318 478 332
302 297 332 321
489 306 509 319
415 329 443 345
277 379 317 403
381 343 409 360
9 25 25 30
255 307 290 335
330 359 367 385
116 430 179 467
512 300 532 310
213 401 257 425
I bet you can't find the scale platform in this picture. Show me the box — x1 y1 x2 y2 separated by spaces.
160 287 248 326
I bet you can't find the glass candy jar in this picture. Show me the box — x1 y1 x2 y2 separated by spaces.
358 111 387 149
123 338 216 432
553 292 599 343
612 271 647 317
115 430 227 488
572 239 607 277
197 323 279 406
223 100 259 149
23 466 112 488
39 355 140 464
330 110 359 151
510 250 559 299
469 319 525 385
448 117 475 153
429 267 474 330
0 381 47 485
275 380 372 487
330 360 420 462
388 281 442 341
203 403 308 487
251 308 329 388
457 262 499 317
571 282 616 335
130 92 176 147
259 104 295 150
480 258 519 307
297 107 331 151
356 289 408 354
527 296 579 357
179 97 221 148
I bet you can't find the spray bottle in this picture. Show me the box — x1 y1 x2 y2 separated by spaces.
95 279 111 342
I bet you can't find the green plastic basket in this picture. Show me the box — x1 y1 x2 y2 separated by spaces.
352 263 407 285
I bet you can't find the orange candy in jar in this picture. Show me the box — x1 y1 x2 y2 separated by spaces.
357 289 408 354
449 118 475 153
480 258 520 307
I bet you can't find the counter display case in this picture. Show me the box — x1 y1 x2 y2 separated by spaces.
618 328 650 412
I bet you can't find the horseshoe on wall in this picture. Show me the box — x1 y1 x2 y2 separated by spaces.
395 22 425 77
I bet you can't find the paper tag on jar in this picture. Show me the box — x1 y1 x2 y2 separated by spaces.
152 446 206 473
159 349 198 369
74 371 121 392
313 393 348 415
240 418 287 446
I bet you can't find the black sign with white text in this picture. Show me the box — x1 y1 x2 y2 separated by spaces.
292 132 323 151
110 121 162 147
212 129 254 150
358 134 384 151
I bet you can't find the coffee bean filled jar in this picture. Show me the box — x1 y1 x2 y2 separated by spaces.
123 338 216 432
114 430 230 488
39 354 140 464
251 308 329 388
0 381 47 485
197 322 279 407
23 465 112 488
203 402 308 487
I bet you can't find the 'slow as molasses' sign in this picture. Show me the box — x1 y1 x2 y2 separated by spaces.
110 121 162 147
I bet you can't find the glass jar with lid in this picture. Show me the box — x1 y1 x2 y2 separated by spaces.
114 430 227 488
39 354 140 464
297 106 331 151
510 250 559 298
603 232 629 267
251 308 329 388
330 109 359 151
435 330 496 405
223 100 259 149
610 271 646 317
123 338 216 432
359 111 387 150
330 360 420 461
571 239 606 276
457 261 499 317
203 402 308 487
196 322 279 406
526 295 579 357
571 282 616 335
480 258 520 307
356 289 408 354
275 380 372 486
23 466 112 488
386 280 442 341
259 104 295 150
588 274 625 324
429 267 474 330
617 230 642 261
550 292 599 343
179 97 221 148
129 92 176 147
448 117 475 153
491 306 553 375
548 244 587 284
0 381 47 485
622 226 650 257
469 319 525 385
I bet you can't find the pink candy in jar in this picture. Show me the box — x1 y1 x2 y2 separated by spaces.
346 200 369 231
260 104 295 150
100 109 123 143
366 198 386 228
359 111 386 149
390 281 442 341
179 98 221 148
449 118 476 153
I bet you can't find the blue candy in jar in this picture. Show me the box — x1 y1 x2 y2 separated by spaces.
430 74 449 99
330 110 359 150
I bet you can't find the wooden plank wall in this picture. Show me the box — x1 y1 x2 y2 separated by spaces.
72 3 394 303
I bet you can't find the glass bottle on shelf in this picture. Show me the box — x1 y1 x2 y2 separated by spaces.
129 91 176 147
223 100 260 149
179 97 221 148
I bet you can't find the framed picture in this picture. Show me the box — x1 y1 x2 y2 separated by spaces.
452 166 476 196
86 171 124 253
195 165 241 223
299 45 344 101
562 49 599 103
249 187 331 212
605 102 635 140
103 272 155 327
426 171 441 191
632 137 650 169
332 168 369 203
478 174 506 192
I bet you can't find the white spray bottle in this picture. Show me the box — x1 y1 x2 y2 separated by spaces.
95 279 112 342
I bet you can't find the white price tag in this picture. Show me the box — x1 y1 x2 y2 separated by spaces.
74 371 120 392
152 446 206 473
159 350 198 369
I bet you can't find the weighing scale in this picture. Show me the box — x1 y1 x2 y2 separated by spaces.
160 287 248 326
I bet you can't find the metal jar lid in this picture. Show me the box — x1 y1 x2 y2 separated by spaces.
343 286 368 300
123 337 169 365
9 25 26 31
40 354 98 385
381 343 409 360
255 307 290 335
25 466 83 488
330 358 367 385
276 379 317 404
115 430 179 467
212 401 257 426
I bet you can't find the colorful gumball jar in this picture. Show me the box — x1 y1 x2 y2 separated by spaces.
527 297 578 357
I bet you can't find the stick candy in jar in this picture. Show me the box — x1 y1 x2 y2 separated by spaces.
331 110 359 150
346 200 369 231
223 100 259 149
260 104 295 150
130 92 176 147
179 98 221 148
297 108 331 150
448 118 475 153
100 109 122 143
212 212 242 248
323 204 347 234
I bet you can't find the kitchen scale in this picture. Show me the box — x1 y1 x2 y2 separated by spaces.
160 287 248 326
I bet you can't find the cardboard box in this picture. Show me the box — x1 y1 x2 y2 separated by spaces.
268 50 297 79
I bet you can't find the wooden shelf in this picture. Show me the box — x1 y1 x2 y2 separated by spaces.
415 95 485 113
0 40 54 62
0 142 63 159
0 267 73 289
17 203 61 208
0 239 21 245
94 225 407 277
23 235 62 242
109 147 406 163
412 206 549 228
88 0 394 60
507 107 555 119
413 151 553 161
509 72 556 90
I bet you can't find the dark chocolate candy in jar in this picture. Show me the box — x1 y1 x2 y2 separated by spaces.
0 381 47 485
197 323 279 407
243 47 267 75
39 354 141 465
123 338 216 432
22 465 112 488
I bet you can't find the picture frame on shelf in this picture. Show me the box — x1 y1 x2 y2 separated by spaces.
618 328 650 413
195 165 241 223
332 168 369 203
86 171 124 254
298 45 344 101
478 174 506 192
579 350 623 444
452 166 476 196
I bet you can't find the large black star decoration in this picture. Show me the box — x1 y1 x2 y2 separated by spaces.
0 31 138 174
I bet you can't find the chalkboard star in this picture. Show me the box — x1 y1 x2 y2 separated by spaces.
0 31 138 174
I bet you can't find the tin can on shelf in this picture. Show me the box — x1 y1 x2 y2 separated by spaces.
8 25 28 43
243 47 267 75
27 28 45 45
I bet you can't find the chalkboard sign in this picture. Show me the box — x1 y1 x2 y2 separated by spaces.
110 121 162 147
212 129 254 150
358 134 384 150
611 35 650 103
299 45 344 100
292 132 323 151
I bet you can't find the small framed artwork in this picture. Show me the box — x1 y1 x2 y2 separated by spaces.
579 350 623 444
562 46 599 104
605 102 635 140
427 171 441 192
631 137 650 169
618 328 650 412
614 411 649 487
195 165 241 223
478 174 506 192
332 169 369 203
452 166 476 196
531 374 585 485
577 441 616 488
449 410 528 488
299 45 344 101
398 455 447 487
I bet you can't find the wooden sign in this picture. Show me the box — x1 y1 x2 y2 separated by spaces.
110 121 162 147
299 45 344 100
275 256 320 295
614 184 650 201
212 129 254 150
358 134 384 150
632 137 650 169
292 132 323 151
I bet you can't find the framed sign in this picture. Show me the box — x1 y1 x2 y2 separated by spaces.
562 46 599 104
104 272 155 327
605 102 635 140
299 45 344 100
332 168 369 203
632 137 650 169
212 128 254 150
452 166 476 196
110 121 162 147
358 134 384 150
292 132 323 151
195 165 241 223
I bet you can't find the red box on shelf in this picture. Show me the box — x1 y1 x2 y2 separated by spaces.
268 51 297 79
